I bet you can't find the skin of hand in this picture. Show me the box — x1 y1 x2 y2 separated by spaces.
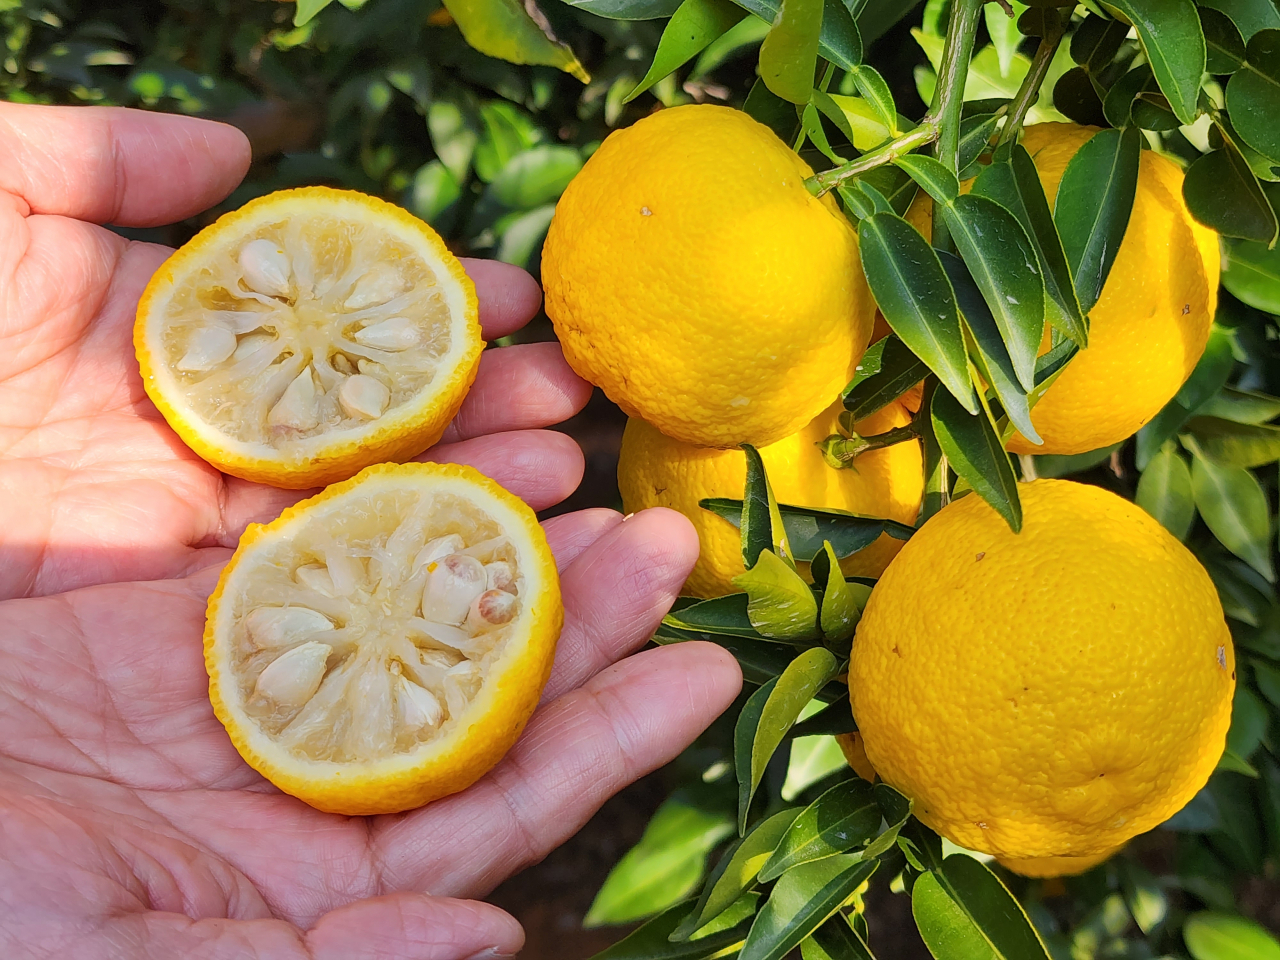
0 104 743 959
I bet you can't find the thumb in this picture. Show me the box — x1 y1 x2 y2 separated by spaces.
306 893 524 960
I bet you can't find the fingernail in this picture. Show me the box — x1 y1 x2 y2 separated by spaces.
464 950 516 960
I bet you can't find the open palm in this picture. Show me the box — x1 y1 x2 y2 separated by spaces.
0 105 742 959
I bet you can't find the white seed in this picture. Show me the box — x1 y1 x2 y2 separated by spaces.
344 262 406 309
443 659 481 720
485 561 515 593
255 640 331 706
245 605 333 649
332 352 356 375
295 564 336 597
460 536 510 561
407 617 474 653
267 368 320 431
422 553 486 625
232 333 275 363
398 675 444 730
177 324 237 372
239 238 293 297
324 547 364 597
466 589 518 632
339 374 391 419
354 316 420 351
414 534 465 571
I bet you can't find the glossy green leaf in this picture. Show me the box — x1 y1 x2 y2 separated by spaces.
820 93 896 150
733 549 821 641
738 856 879 960
759 778 881 881
1054 125 1141 313
740 444 793 569
858 212 976 413
1199 387 1280 424
842 335 930 421
664 594 773 640
731 0 863 70
985 1 1029 77
839 180 890 220
1118 861 1168 934
913 872 997 960
672 809 804 941
899 819 945 872
1203 6 1248 72
757 0 824 102
440 0 590 82
1184 142 1279 242
736 648 841 832
1228 30 1280 162
959 113 1002 172
654 625 821 688
895 155 960 203
1052 66 1108 127
1223 237 1280 313
974 144 1087 346
1184 415 1280 468
1135 324 1237 469
932 855 1053 959
849 64 899 135
294 0 336 26
693 14 771 75
1200 0 1280 39
1103 63 1162 129
804 914 877 960
561 0 683 17
1136 442 1197 539
931 385 1023 532
743 77 802 142
589 898 754 960
1184 911 1280 960
858 165 920 216
586 794 735 926
818 542 867 652
1188 442 1275 581
1071 14 1130 72
701 499 914 563
941 195 1046 390
801 103 846 164
625 0 744 102
1228 685 1269 758
788 692 858 738
1106 0 1206 123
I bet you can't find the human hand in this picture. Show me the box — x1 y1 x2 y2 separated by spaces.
0 105 743 958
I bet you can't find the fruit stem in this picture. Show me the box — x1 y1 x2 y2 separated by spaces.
819 424 921 468
804 123 938 196
997 11 1068 148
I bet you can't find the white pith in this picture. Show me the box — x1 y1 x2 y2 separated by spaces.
210 473 547 771
142 195 474 464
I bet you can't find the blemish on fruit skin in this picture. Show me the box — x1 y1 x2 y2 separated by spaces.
640 206 652 216
975 552 985 561
1217 645 1227 669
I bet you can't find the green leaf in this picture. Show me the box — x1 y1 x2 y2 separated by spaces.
1118 861 1168 935
1105 0 1207 123
941 194 1046 390
1184 912 1280 960
738 856 879 960
588 898 754 960
654 625 823 689
1200 0 1280 40
1052 66 1108 127
782 734 850 801
740 444 794 569
842 335 929 421
1187 442 1275 581
495 204 556 267
744 76 802 142
294 0 336 26
1136 442 1197 539
899 819 945 872
427 100 480 183
1184 415 1280 468
625 0 745 102
561 0 683 17
895 155 960 203
1071 13 1130 72
759 778 881 881
821 93 898 150
1199 387 1280 424
1223 237 1280 313
440 0 590 82
1136 324 1237 469
1103 63 1163 129
1253 656 1280 707
1228 30 1280 162
757 0 823 103
672 808 804 941
693 15 772 75
959 113 1002 172
985 1 1030 77
408 161 462 224
736 648 841 831
805 914 877 960
858 212 976 413
1183 142 1279 242
913 872 997 960
586 793 735 926
928 855 1053 960
858 165 920 215
1053 125 1142 313
734 549 821 641
974 144 1087 346
665 594 773 640
1203 6 1248 72
818 542 867 651
1228 685 1269 758
733 0 863 70
701 499 915 564
849 64 899 135
931 385 1023 532
486 144 582 208
788 692 858 737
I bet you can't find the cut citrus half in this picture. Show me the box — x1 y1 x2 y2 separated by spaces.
136 187 483 489
204 462 561 815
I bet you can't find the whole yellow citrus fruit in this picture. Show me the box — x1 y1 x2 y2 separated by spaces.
136 187 482 489
205 461 561 815
850 479 1234 876
618 401 923 597
542 104 875 449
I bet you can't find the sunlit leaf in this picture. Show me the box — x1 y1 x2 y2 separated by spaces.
1227 29 1280 162
1183 415 1280 468
441 0 590 82
1105 0 1206 123
294 0 336 26
1184 141 1279 242
625 0 744 102
1187 441 1275 581
1136 442 1196 539
588 898 753 960
1198 387 1280 424
740 444 793 569
818 541 867 652
757 0 824 102
848 64 898 135
733 0 863 70
733 549 821 641
895 154 960 203
931 386 1022 532
738 856 879 960
913 872 996 960
1223 237 1280 313
561 0 683 17
759 778 880 881
1184 912 1280 960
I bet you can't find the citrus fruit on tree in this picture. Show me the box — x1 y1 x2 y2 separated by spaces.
618 401 923 598
542 103 875 449
136 187 483 489
204 461 560 815
850 479 1234 877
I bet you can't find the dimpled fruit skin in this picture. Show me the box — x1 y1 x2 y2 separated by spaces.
1007 123 1219 454
542 104 874 449
851 480 1235 877
618 401 923 597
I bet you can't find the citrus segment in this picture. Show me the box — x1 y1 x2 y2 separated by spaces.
136 187 482 488
205 462 561 815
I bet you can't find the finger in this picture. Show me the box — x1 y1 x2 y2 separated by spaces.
461 258 543 340
439 343 591 444
0 103 250 226
373 642 742 898
542 507 699 702
541 508 623 572
307 894 523 960
218 430 584 542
